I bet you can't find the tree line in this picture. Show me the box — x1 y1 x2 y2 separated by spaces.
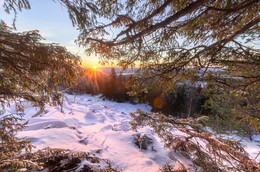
67 67 256 141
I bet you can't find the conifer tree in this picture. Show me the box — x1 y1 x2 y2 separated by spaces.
1 1 80 169
68 0 259 133
1 0 259 171
62 0 259 170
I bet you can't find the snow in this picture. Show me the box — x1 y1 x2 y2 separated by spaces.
13 94 177 171
3 94 259 171
217 133 260 161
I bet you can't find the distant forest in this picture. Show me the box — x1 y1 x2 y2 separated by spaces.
65 67 256 140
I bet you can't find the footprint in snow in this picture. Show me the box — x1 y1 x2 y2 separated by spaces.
100 125 113 132
24 120 69 131
105 112 116 121
84 112 106 124
85 112 97 120
113 121 131 132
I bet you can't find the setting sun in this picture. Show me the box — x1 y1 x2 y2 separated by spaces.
93 65 97 69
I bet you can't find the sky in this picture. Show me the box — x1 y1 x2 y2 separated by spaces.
0 0 258 68
0 0 100 68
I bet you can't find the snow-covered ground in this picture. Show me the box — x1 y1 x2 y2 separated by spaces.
4 94 260 171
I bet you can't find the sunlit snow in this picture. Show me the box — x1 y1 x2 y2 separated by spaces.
4 94 260 171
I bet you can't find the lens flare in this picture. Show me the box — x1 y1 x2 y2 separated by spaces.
153 96 165 109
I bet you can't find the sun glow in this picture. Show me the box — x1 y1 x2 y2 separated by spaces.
78 66 108 94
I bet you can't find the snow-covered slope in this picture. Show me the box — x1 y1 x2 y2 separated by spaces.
4 94 259 171
14 94 177 171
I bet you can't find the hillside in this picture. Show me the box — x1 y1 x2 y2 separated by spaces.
4 94 260 171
